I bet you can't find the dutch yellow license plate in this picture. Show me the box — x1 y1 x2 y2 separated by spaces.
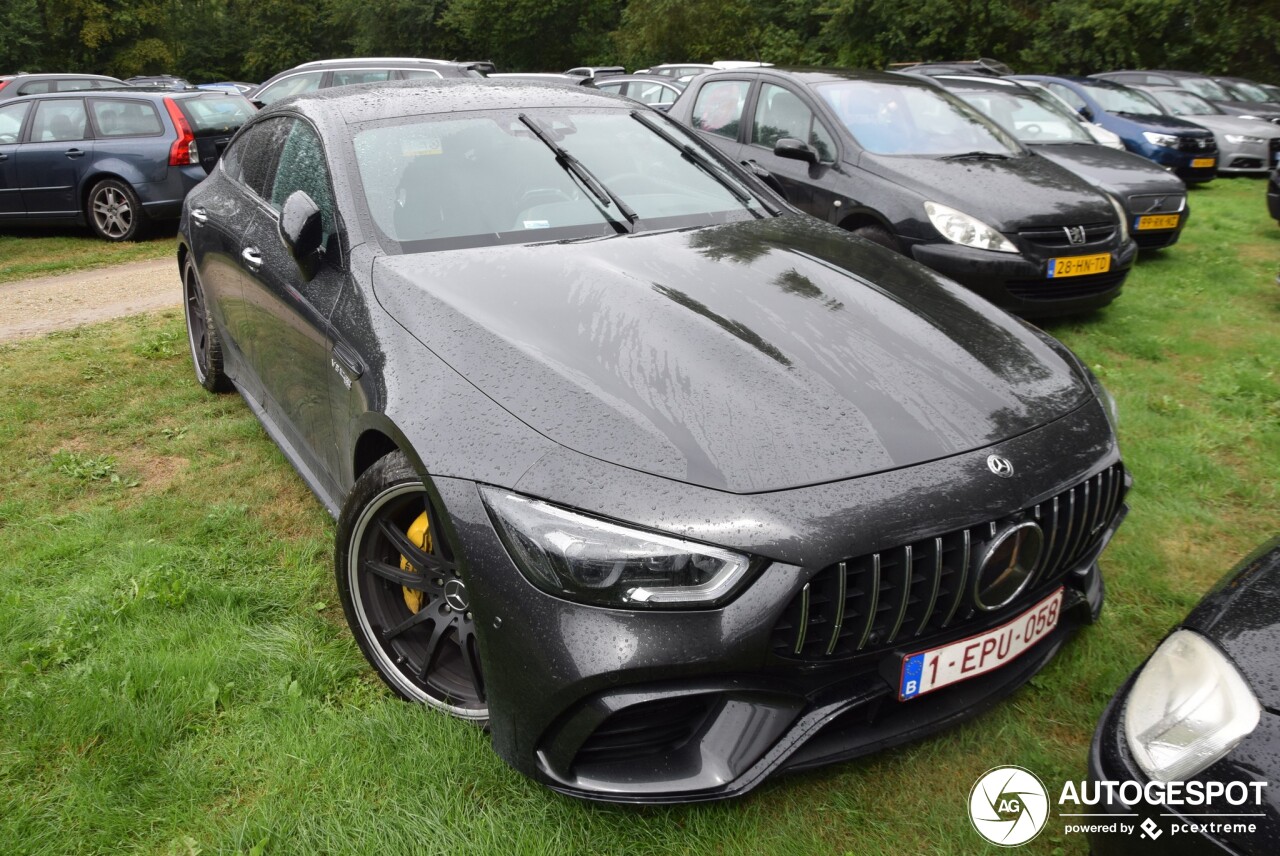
1048 253 1111 278
1191 157 1216 168
1136 214 1181 231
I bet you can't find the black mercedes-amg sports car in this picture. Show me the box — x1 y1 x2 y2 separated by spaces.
178 79 1128 803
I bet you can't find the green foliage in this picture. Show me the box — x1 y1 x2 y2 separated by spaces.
2 0 1275 82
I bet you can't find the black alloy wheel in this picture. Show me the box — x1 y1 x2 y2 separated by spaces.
182 255 231 392
336 452 488 722
87 178 146 241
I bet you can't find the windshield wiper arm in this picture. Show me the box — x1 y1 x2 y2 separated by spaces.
939 151 1012 161
629 110 772 216
517 113 638 232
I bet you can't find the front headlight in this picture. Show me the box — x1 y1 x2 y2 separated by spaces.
1142 131 1179 148
1106 193 1130 244
923 201 1017 252
1224 134 1265 145
1124 629 1261 782
481 488 752 607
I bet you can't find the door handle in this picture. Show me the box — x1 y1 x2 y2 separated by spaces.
65 148 85 159
241 247 263 269
0 153 8 162
190 207 208 226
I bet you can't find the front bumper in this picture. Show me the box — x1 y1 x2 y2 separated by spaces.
911 237 1137 318
436 402 1126 803
1216 138 1276 174
1141 145 1218 183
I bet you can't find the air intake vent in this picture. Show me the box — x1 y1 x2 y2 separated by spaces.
573 695 715 767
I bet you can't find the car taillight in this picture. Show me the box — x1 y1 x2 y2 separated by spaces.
0 80 9 93
163 97 197 166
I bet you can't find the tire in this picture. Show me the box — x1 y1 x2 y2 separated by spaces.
335 452 488 723
182 254 232 393
86 178 147 242
850 223 901 253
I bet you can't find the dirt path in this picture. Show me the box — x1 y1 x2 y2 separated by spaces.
0 258 180 342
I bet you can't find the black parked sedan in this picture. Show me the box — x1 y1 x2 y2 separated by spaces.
1089 538 1280 855
666 68 1137 317
932 75 1189 250
179 79 1128 803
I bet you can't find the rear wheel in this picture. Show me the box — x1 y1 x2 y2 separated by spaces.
335 452 488 723
87 178 147 241
182 254 231 393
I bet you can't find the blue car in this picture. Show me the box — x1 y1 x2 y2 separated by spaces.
1012 75 1218 183
0 88 254 240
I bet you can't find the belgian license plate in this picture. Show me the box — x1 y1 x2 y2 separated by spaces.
1191 157 1216 168
1135 214 1180 231
898 588 1063 701
1047 253 1110 278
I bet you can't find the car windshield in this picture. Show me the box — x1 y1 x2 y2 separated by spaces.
1179 77 1230 101
351 107 767 252
1151 89 1219 116
954 88 1095 144
814 80 1019 156
1226 80 1273 103
1079 82 1162 115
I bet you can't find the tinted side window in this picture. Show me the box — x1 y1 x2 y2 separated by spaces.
18 81 54 95
332 69 392 86
32 99 89 141
256 72 323 106
631 81 676 105
270 120 336 245
752 83 834 162
90 99 163 137
238 117 293 198
58 79 95 91
0 102 30 143
691 80 750 139
402 69 444 80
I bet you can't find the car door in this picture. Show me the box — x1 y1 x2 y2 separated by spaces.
237 116 346 495
17 97 93 217
686 78 752 163
0 101 30 217
742 81 843 220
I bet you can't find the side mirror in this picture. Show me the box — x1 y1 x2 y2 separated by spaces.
280 190 324 279
1077 105 1094 122
774 137 818 165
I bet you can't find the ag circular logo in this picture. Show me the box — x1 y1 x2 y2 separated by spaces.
974 521 1044 611
968 765 1049 847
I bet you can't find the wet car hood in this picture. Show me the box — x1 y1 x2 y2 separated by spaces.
856 152 1112 228
1026 143 1187 197
1183 537 1280 713
373 215 1090 493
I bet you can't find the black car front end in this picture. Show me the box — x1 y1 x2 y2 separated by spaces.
441 399 1127 803
912 222 1138 318
1087 539 1280 854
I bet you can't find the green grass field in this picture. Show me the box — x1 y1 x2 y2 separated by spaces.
0 228 177 285
0 178 1276 855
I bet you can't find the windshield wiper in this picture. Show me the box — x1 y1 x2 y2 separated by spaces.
629 110 773 216
517 113 637 233
939 151 1012 161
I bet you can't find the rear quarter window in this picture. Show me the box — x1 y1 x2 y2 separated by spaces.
90 99 163 137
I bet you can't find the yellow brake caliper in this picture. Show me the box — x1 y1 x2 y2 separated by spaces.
399 512 431 614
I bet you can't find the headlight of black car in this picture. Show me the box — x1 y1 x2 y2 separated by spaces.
482 488 752 607
1124 629 1261 781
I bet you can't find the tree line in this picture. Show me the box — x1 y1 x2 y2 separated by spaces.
2 0 1277 85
